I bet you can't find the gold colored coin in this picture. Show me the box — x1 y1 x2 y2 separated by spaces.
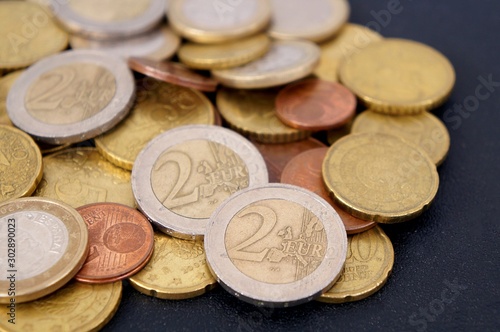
129 232 217 300
95 79 215 170
314 23 383 82
0 2 68 69
0 280 122 331
178 34 271 70
351 110 451 166
322 133 439 223
326 118 353 145
339 38 455 114
34 147 135 208
0 71 23 126
216 88 311 143
0 125 43 203
318 226 394 303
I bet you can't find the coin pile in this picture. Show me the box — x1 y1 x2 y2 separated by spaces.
0 0 455 327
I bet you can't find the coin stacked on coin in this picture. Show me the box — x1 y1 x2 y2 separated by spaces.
0 0 455 327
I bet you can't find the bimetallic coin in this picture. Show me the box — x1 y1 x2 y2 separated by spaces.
323 133 439 223
318 226 394 303
314 23 383 82
0 281 122 331
50 0 166 40
75 203 154 283
69 26 181 61
269 0 350 42
0 2 68 69
7 50 135 145
0 71 23 126
212 40 320 89
178 34 271 70
0 197 89 304
34 148 135 208
276 79 357 131
129 232 217 300
216 88 311 143
132 125 269 239
351 110 451 166
167 0 271 43
339 38 456 114
281 148 376 234
0 125 43 203
205 184 347 307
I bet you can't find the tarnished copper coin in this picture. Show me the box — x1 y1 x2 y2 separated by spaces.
281 148 376 234
251 137 326 183
128 57 218 92
75 202 154 283
276 79 356 131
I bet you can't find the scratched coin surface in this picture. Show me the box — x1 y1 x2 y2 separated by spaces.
6 50 135 144
34 148 135 208
217 88 311 143
318 226 394 303
0 281 121 331
129 232 217 300
276 79 357 131
212 40 320 89
167 0 271 43
323 133 439 223
0 197 89 304
351 110 451 166
0 2 68 69
205 183 347 307
95 79 215 170
269 0 350 42
339 38 455 114
51 0 166 40
132 125 268 239
75 203 154 283
281 148 376 234
0 71 23 126
0 125 43 203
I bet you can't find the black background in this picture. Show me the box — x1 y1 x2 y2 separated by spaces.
103 0 500 331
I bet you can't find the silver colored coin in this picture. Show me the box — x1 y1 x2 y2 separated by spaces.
205 183 347 307
269 0 350 42
69 26 181 61
49 0 166 40
7 50 135 145
132 125 269 240
211 40 320 89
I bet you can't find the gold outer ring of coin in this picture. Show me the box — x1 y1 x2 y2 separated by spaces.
167 0 272 43
0 197 89 304
178 34 271 70
339 38 456 114
322 133 440 223
317 225 394 303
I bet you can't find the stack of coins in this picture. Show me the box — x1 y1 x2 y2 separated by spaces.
0 0 455 327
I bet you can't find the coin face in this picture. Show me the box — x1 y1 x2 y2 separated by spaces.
0 197 89 304
7 50 135 144
0 70 23 126
269 0 350 42
132 125 269 239
205 184 347 307
339 38 455 114
323 133 440 223
51 0 166 40
212 40 321 89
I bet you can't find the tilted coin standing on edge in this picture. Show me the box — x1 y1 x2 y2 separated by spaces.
132 125 269 240
0 197 89 304
205 183 347 307
6 50 135 145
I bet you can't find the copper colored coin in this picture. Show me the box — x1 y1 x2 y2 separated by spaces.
75 202 154 283
281 147 376 234
127 57 218 92
251 137 326 182
276 79 356 131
